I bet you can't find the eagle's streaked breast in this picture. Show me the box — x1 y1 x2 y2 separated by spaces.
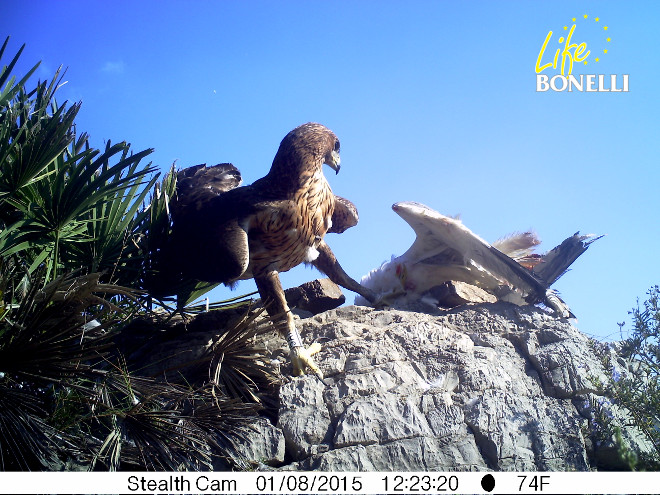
245 153 335 276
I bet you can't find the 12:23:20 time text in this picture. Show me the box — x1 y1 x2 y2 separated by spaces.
381 474 459 492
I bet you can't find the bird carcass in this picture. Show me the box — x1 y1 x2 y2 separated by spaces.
356 201 601 317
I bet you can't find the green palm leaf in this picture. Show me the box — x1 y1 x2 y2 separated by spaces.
0 68 76 203
0 37 40 108
0 38 273 472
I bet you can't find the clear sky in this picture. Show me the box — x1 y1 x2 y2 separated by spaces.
4 1 659 341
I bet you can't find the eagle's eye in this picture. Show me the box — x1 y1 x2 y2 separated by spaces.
334 140 340 152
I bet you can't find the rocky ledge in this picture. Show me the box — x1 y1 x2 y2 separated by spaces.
235 302 653 471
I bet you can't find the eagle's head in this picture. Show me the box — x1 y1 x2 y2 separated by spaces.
270 123 341 183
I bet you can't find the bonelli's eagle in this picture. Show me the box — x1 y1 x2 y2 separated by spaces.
356 202 601 316
154 123 376 378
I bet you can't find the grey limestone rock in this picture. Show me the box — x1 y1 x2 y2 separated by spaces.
277 377 333 460
284 278 345 315
140 287 651 471
240 301 653 471
230 418 285 467
428 280 498 308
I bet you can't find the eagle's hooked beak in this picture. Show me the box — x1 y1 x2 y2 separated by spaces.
325 150 341 174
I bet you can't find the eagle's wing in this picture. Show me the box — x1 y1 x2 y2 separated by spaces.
147 187 255 307
173 163 241 216
145 163 246 301
327 195 359 234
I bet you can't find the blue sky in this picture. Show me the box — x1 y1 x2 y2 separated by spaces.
4 1 659 341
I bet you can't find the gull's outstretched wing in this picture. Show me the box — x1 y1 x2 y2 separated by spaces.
392 202 551 306
532 232 604 287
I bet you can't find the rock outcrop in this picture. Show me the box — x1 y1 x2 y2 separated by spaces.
127 281 653 471
242 301 653 471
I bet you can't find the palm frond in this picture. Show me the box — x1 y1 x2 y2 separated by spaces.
0 68 76 204
73 367 262 471
0 384 61 470
0 268 134 470
0 37 40 108
206 307 280 405
0 38 277 472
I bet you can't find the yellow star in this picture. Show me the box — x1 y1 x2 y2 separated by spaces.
595 17 600 22
604 26 608 30
607 37 611 42
584 14 588 19
572 17 576 22
604 49 608 54
595 57 600 62
584 60 588 65
564 26 568 30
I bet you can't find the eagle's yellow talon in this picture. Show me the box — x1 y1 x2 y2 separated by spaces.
307 342 322 356
290 345 324 379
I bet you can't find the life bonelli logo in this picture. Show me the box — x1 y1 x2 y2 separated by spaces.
535 14 629 92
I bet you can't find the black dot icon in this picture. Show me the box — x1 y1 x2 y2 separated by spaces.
481 473 495 492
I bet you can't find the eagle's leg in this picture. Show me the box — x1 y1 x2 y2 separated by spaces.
254 270 323 379
313 241 379 304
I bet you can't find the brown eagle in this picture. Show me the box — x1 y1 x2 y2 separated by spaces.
153 123 376 378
